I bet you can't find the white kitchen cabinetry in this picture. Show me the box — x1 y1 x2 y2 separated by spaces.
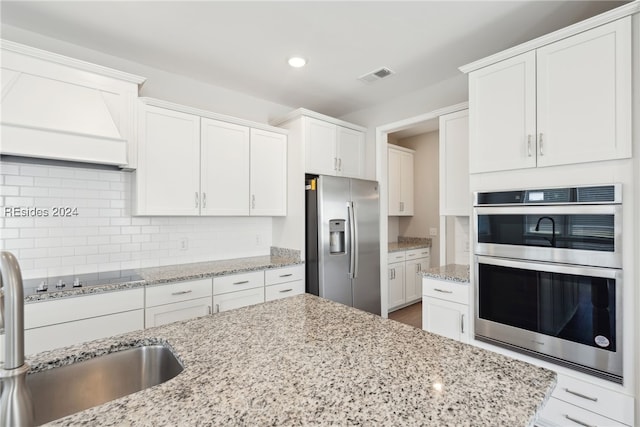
0 40 145 168
265 265 305 301
144 278 213 328
387 145 414 216
538 374 634 427
468 17 631 173
22 289 144 356
304 117 365 178
439 109 470 215
422 277 469 343
250 129 287 216
135 99 287 216
200 118 250 215
388 248 430 311
136 105 201 215
213 271 265 313
272 109 366 179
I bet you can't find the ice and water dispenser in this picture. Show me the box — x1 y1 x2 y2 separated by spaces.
329 219 346 254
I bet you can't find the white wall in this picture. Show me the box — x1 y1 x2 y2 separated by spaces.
340 73 468 180
1 25 295 124
395 131 440 266
0 160 272 279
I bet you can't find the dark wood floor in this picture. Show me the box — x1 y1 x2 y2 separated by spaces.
388 302 422 329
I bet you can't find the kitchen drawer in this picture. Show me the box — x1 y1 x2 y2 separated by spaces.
213 271 264 295
24 288 144 329
146 278 212 307
552 374 634 425
388 251 406 263
422 277 469 305
265 280 305 301
145 297 212 328
24 309 144 356
538 397 629 427
265 265 304 286
405 248 429 260
213 287 264 312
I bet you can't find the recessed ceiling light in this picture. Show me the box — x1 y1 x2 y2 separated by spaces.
288 57 307 68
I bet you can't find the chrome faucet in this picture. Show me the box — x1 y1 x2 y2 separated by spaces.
0 251 34 426
534 216 557 247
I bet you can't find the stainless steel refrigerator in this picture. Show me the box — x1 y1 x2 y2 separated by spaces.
305 175 381 315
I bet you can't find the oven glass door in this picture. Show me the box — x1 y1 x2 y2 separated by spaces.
474 205 621 267
477 258 619 352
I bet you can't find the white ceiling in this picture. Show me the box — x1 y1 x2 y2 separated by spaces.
0 1 629 118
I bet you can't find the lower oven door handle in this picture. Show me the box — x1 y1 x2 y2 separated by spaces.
475 255 620 280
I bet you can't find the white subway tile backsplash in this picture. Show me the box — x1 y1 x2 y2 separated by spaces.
1 160 273 279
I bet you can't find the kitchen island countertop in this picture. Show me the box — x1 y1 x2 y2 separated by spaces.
30 294 556 426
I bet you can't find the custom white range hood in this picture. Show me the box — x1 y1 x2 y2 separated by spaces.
1 40 145 168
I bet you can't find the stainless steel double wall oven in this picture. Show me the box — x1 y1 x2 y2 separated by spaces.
473 184 623 383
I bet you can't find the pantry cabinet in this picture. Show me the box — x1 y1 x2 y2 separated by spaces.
468 17 631 173
439 109 470 215
388 145 414 216
135 99 287 216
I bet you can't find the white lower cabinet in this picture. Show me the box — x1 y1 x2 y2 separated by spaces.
422 277 469 343
145 297 212 328
537 374 634 427
144 278 213 328
213 271 265 313
22 288 145 356
388 248 430 311
265 265 305 302
214 287 265 313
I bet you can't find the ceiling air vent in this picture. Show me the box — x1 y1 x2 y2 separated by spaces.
358 67 395 84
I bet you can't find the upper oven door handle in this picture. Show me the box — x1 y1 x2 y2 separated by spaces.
473 204 620 215
475 255 621 279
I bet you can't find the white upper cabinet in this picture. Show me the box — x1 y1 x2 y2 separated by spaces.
468 17 631 173
136 104 201 215
439 109 470 216
250 129 287 216
201 119 251 216
388 145 414 216
305 117 338 176
0 40 145 168
272 109 366 179
336 126 365 178
135 98 287 217
535 18 631 167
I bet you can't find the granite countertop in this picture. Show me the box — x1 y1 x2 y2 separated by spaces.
388 236 432 253
29 294 555 426
422 264 470 283
25 252 303 304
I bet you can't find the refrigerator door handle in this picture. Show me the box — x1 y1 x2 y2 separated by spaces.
347 201 359 279
347 201 357 279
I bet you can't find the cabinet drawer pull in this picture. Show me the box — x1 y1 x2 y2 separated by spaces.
195 192 199 208
171 290 192 296
233 280 250 285
564 414 595 427
215 304 220 313
279 289 293 293
433 288 453 294
202 192 207 208
527 134 532 157
279 273 293 278
564 388 598 402
539 133 544 156
338 158 342 171
461 314 465 334
208 305 212 315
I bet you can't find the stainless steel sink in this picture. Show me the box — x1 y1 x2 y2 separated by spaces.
27 345 183 425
